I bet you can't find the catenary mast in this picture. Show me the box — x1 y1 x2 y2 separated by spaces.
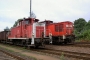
30 0 32 17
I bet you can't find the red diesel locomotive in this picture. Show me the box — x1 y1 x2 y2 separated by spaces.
7 18 51 47
42 20 75 44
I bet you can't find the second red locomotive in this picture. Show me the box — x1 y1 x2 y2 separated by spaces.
42 20 75 44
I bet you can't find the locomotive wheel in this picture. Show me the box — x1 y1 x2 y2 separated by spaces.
69 36 75 44
52 37 56 45
71 38 75 44
24 40 28 48
64 41 67 44
64 39 67 44
52 39 56 45
52 39 55 45
35 45 39 48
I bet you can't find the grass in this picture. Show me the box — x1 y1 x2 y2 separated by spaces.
1 44 30 52
60 52 65 60
0 44 37 60
0 46 15 53
75 39 82 42
75 39 90 42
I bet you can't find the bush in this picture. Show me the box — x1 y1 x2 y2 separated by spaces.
76 29 90 41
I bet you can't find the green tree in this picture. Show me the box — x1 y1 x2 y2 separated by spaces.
4 27 10 31
74 18 87 33
13 19 22 27
84 20 90 30
81 29 90 40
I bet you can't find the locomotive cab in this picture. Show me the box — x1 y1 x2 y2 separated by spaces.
63 22 75 44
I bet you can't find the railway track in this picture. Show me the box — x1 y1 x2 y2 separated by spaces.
73 42 90 48
59 44 90 48
0 50 16 60
75 42 90 44
52 42 90 48
31 48 90 60
0 49 25 60
70 44 90 48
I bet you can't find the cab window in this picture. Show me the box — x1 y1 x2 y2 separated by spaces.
55 24 63 32
25 20 29 24
17 22 19 26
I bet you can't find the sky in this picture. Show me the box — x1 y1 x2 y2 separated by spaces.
0 0 90 31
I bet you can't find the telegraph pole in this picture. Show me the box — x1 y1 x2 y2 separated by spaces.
30 0 32 17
